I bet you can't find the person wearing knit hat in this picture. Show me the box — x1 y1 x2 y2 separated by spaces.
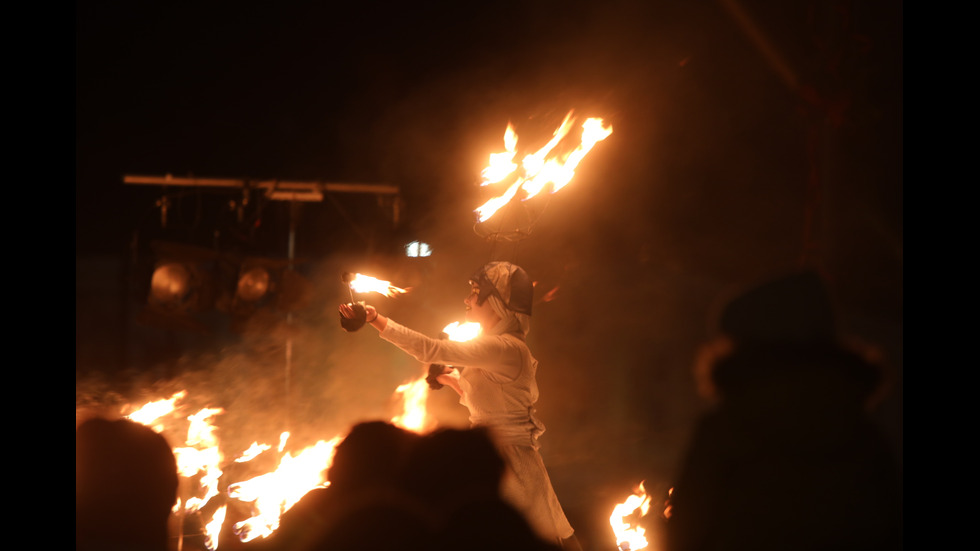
340 261 579 550
665 269 902 551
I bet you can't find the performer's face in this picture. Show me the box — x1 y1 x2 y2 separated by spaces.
464 283 500 329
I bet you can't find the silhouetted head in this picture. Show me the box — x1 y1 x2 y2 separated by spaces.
327 421 420 494
402 427 506 512
696 269 887 407
76 416 178 551
714 269 837 347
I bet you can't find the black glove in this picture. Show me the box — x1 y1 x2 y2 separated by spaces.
340 303 367 332
426 363 446 390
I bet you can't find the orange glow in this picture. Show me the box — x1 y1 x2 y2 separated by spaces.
475 111 613 222
442 321 482 342
481 123 519 184
175 407 225 517
348 273 408 297
229 435 342 542
610 481 653 551
390 377 433 433
113 373 449 548
125 390 185 429
387 321 482 434
204 505 227 550
235 442 271 463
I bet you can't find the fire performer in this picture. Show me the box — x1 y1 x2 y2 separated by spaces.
339 261 581 550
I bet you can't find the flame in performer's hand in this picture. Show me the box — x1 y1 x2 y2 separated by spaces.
442 321 482 342
348 273 408 297
475 111 613 222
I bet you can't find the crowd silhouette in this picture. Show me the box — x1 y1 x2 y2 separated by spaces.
665 269 902 551
258 422 562 551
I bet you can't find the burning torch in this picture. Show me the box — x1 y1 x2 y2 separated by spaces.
339 272 367 332
339 272 409 332
472 112 613 241
426 322 482 390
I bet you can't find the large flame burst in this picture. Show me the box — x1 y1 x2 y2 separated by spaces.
476 111 613 223
110 378 437 550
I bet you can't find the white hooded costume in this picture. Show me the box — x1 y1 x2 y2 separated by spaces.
378 261 574 543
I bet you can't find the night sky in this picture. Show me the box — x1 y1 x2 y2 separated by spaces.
76 1 902 547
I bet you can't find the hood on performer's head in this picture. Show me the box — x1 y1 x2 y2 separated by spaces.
470 261 533 316
470 261 533 338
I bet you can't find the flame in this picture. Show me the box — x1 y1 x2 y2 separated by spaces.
387 322 482 433
125 390 185 428
390 377 433 433
204 505 227 550
236 442 271 463
106 363 451 548
119 393 230 550
610 481 653 551
442 321 482 342
475 111 613 222
230 436 342 542
348 273 408 297
385 321 483 435
174 407 225 516
187 407 223 447
481 123 519 184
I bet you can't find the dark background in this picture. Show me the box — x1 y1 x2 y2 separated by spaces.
76 1 902 548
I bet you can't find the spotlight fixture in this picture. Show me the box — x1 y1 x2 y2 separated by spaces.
230 257 311 317
138 241 223 333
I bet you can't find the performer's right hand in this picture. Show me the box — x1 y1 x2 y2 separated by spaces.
362 305 378 322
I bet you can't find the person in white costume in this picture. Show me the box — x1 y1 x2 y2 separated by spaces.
340 261 581 550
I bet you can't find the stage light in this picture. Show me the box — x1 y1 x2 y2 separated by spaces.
236 266 271 303
139 241 222 333
145 245 218 313
405 240 431 257
138 242 313 333
230 259 311 317
149 262 192 307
